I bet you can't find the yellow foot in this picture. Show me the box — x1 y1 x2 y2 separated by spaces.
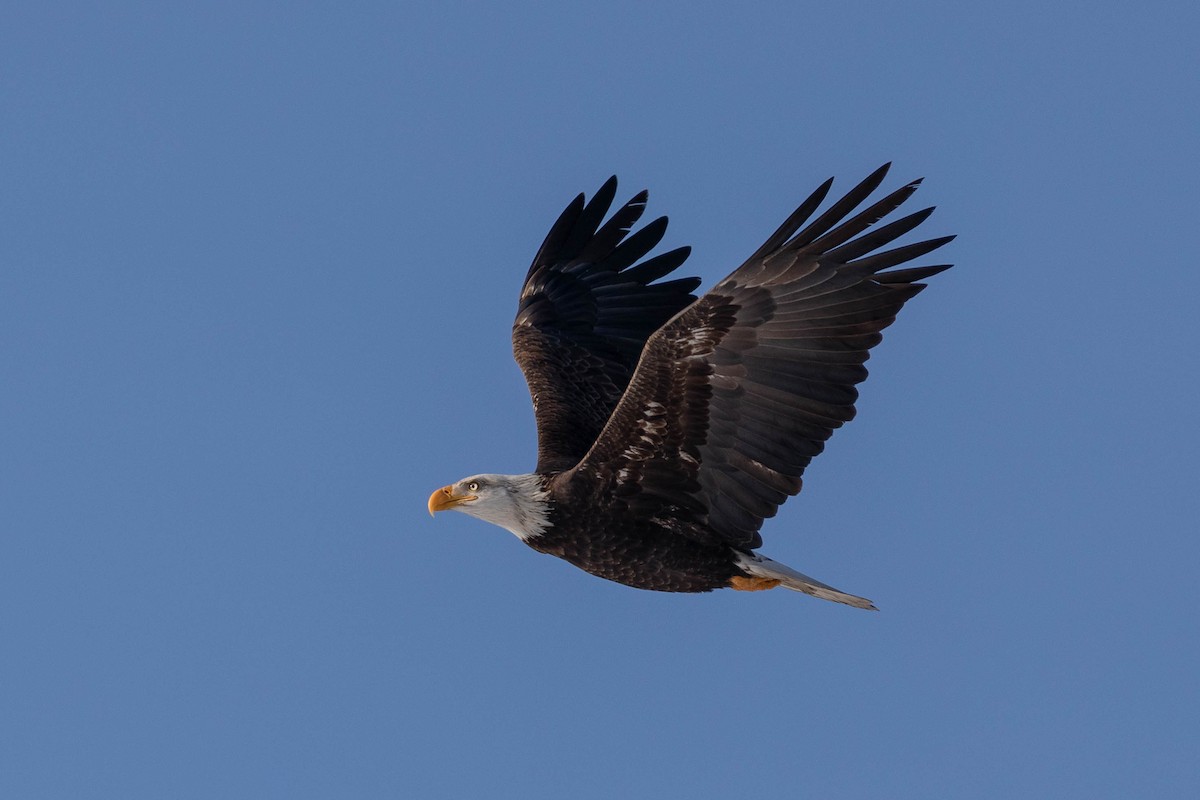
729 575 782 592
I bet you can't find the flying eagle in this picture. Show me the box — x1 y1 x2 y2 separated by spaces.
428 165 953 608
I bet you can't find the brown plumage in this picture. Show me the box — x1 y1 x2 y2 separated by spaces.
429 165 953 608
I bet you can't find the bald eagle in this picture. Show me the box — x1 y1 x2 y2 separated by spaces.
428 165 953 609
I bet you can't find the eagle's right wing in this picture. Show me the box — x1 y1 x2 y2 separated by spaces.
513 177 699 473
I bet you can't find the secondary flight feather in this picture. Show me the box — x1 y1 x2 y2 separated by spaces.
428 165 953 608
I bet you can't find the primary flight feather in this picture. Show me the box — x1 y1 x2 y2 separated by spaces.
428 165 953 608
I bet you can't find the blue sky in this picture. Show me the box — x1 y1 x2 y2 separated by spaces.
2 2 1197 797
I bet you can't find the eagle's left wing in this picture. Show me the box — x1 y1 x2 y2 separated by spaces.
513 177 698 473
565 165 954 549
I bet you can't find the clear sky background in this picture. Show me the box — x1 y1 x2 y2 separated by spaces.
3 2 1197 798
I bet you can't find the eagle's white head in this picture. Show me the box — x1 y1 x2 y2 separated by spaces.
427 473 551 541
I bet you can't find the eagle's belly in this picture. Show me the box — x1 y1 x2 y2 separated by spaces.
527 509 738 593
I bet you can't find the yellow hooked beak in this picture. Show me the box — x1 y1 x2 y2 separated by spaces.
427 485 476 516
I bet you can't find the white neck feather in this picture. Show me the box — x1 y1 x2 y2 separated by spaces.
500 473 552 541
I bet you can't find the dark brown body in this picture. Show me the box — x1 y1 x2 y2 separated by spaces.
525 475 740 592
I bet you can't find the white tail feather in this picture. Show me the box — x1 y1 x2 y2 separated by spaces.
734 552 877 610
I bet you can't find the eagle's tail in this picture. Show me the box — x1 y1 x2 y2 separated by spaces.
733 551 877 610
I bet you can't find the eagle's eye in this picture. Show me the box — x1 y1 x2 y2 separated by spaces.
466 481 480 492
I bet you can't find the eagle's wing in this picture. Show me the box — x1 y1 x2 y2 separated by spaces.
566 164 954 549
513 177 699 473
